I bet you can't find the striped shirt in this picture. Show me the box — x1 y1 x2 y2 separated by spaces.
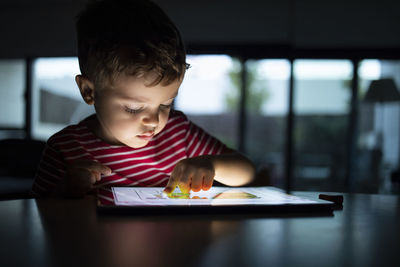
31 110 228 196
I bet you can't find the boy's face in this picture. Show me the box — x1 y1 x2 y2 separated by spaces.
77 73 181 148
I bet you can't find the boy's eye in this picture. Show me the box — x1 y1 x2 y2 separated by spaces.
160 104 172 109
125 107 143 114
124 104 171 114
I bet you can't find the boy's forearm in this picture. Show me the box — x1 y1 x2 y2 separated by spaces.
204 153 255 186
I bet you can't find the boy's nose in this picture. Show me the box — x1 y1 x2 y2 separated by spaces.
142 109 159 127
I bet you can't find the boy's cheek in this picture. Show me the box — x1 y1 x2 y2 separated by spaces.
157 114 170 132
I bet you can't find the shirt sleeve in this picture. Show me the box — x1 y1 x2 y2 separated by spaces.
184 119 231 158
30 140 66 197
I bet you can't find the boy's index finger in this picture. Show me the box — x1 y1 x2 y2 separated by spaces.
163 175 178 194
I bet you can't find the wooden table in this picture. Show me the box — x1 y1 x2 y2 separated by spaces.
1 192 399 267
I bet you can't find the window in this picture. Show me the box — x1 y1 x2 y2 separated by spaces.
175 55 240 149
0 60 25 127
32 58 94 140
356 59 400 193
244 59 290 186
292 60 353 191
0 60 26 138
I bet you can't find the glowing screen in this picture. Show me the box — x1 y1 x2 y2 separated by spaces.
110 187 318 206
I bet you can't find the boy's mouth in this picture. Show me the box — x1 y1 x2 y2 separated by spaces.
137 132 155 141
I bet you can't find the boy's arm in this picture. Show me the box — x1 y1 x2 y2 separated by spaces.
51 160 112 198
208 149 255 186
31 140 111 198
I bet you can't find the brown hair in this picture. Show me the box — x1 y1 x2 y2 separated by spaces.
76 0 189 88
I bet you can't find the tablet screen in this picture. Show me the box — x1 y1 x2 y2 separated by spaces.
97 186 320 207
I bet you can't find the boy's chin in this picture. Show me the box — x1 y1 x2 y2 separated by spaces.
122 139 150 149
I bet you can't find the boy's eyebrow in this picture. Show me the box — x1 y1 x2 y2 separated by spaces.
117 93 178 103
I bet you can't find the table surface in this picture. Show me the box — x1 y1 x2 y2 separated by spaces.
0 191 399 267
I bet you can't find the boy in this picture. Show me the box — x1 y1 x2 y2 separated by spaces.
31 0 255 198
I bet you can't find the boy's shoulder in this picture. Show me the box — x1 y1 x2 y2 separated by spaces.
47 115 95 146
160 109 192 132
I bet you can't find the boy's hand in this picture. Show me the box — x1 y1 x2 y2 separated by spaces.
59 160 112 198
163 156 215 194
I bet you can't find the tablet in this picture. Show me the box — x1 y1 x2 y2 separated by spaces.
97 186 335 215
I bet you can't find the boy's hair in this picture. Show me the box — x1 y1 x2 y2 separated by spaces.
76 0 189 87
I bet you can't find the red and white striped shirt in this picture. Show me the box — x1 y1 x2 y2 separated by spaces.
31 110 229 196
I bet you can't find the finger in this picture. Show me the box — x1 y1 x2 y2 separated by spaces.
91 171 101 183
177 173 191 194
202 172 214 191
163 179 178 194
89 173 97 185
178 176 192 194
191 172 203 192
87 161 112 175
96 171 102 182
163 170 180 194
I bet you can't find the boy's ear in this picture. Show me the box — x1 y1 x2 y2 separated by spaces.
75 75 95 105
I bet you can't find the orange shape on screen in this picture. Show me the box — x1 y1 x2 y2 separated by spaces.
212 191 259 199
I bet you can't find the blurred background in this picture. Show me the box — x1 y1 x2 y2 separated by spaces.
1 0 400 197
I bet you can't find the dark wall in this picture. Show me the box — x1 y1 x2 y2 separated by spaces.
0 0 399 58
